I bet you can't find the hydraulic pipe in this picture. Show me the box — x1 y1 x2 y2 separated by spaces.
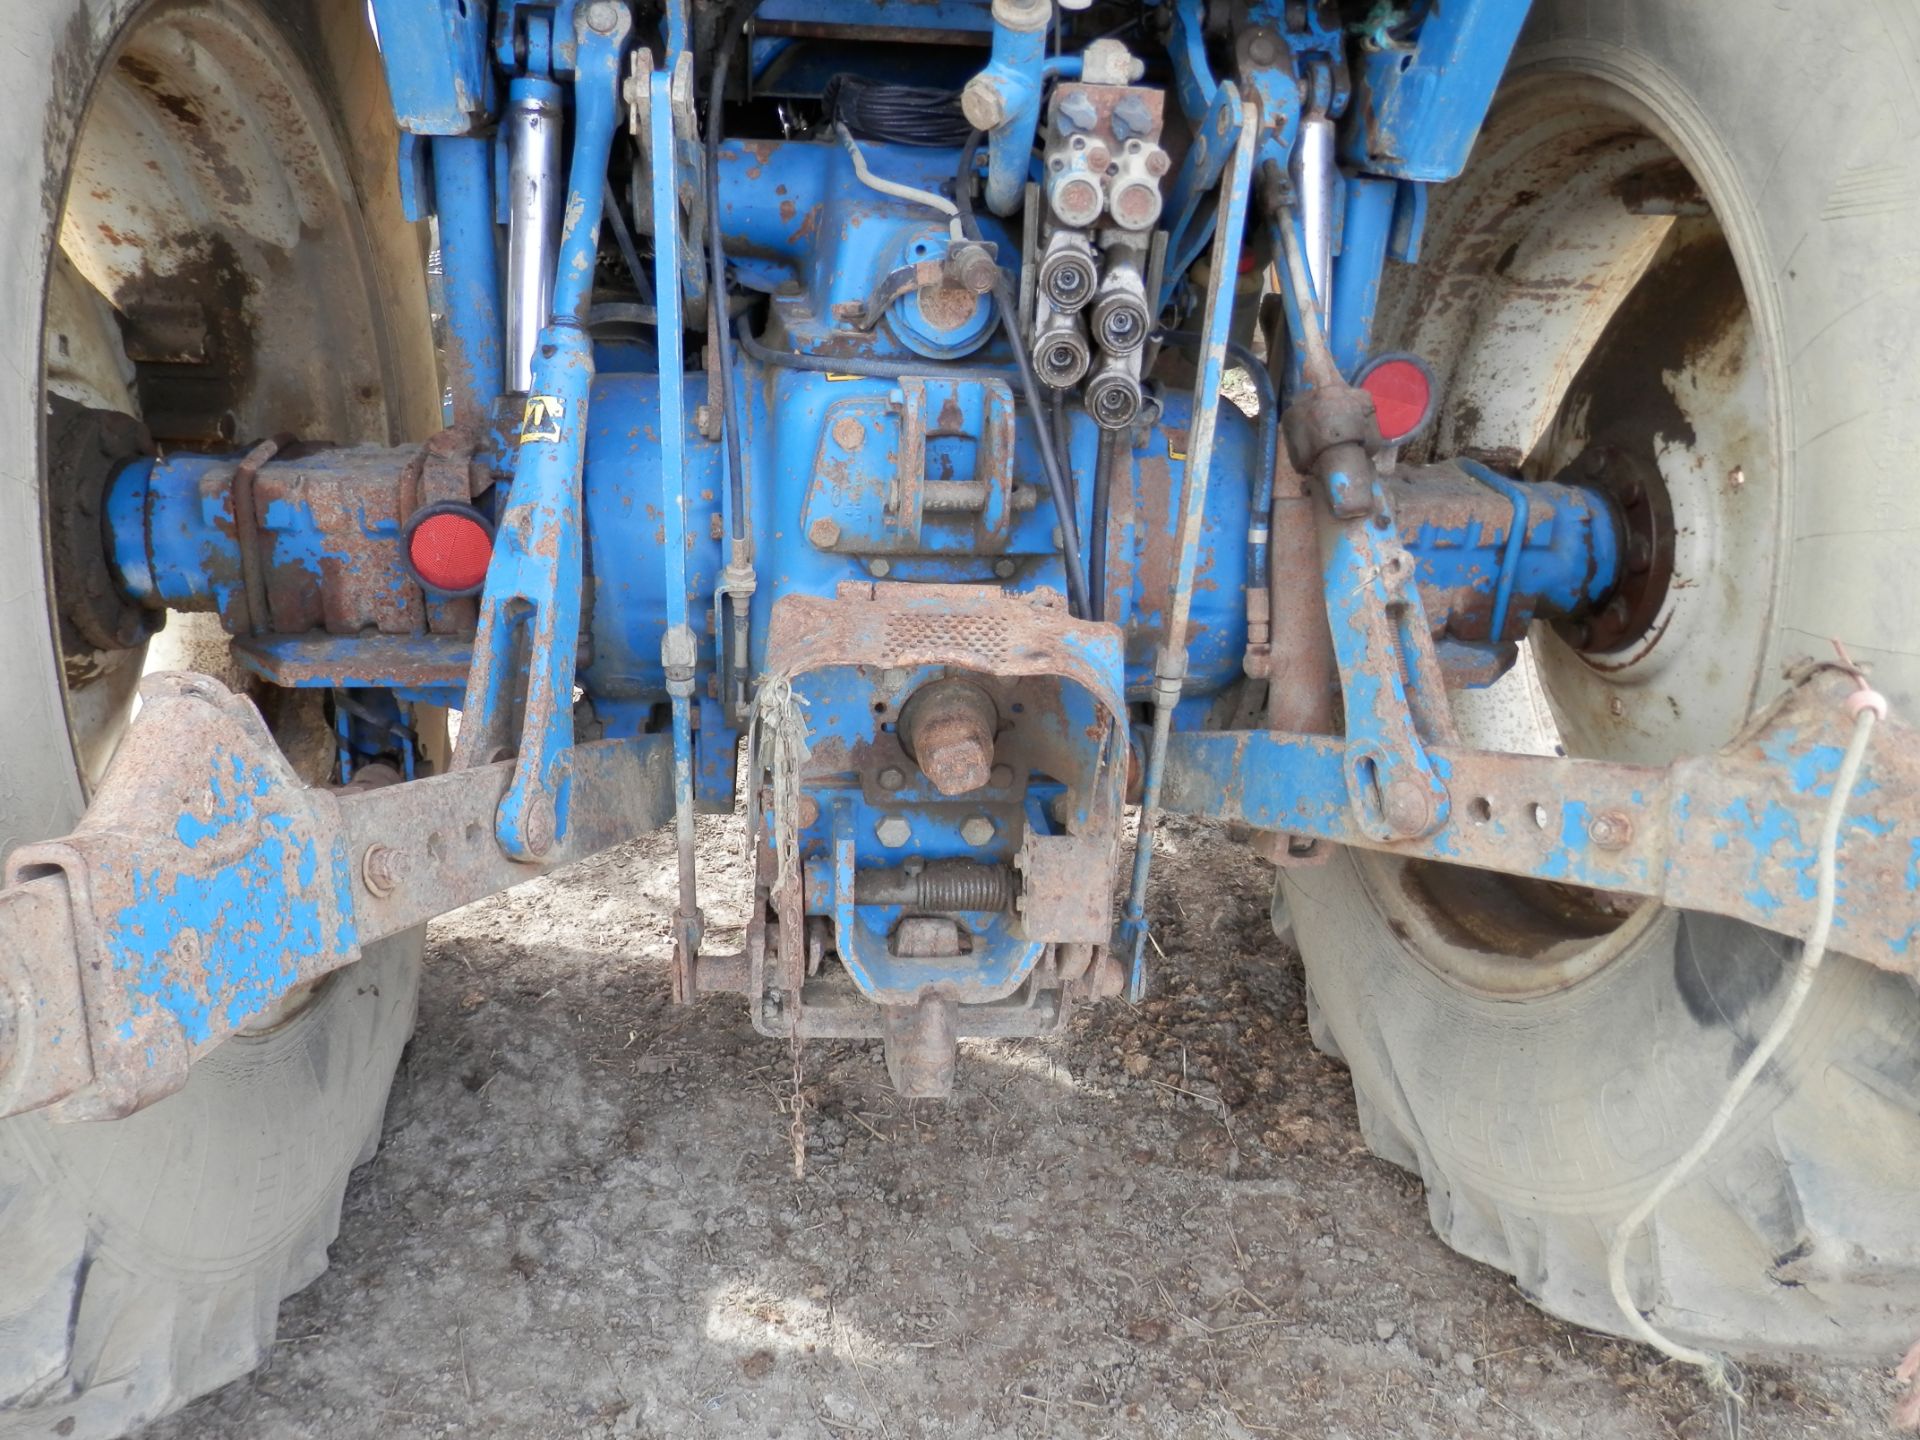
960 0 1051 217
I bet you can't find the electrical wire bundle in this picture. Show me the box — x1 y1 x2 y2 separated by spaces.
824 75 973 148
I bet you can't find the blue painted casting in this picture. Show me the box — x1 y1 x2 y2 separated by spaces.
63 0 1761 1063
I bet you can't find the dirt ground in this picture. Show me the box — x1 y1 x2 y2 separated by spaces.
145 814 1901 1439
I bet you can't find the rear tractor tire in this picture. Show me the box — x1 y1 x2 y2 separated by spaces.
1283 0 1920 1363
0 3 436 1434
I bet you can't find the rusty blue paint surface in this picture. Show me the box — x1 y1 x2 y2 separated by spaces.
107 748 355 1047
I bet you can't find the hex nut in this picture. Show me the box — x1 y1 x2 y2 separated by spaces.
808 517 841 548
877 766 907 791
960 816 996 846
876 815 913 848
832 416 866 452
952 245 1000 295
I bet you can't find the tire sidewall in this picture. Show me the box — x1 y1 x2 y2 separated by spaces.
0 1 433 1423
1286 0 1920 1358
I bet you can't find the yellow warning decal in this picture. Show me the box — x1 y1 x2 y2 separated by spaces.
520 394 565 444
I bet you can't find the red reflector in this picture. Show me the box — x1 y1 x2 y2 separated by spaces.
408 511 492 593
1358 355 1433 444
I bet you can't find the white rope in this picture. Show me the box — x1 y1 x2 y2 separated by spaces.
745 674 810 892
1606 682 1883 1406
834 123 963 238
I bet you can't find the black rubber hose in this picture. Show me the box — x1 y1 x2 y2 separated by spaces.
708 3 757 544
1152 327 1277 592
1089 425 1115 623
602 187 653 302
956 129 1091 620
1048 387 1073 510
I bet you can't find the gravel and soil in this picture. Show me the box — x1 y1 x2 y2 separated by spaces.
145 814 1904 1439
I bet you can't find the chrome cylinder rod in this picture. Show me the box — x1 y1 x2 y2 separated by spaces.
504 76 565 393
1289 112 1337 333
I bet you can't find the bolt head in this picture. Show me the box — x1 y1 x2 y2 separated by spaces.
876 815 913 848
1609 695 1626 718
961 78 1006 131
832 416 866 452
796 794 820 828
694 402 713 430
960 816 996 846
878 766 906 791
868 558 892 578
989 763 1015 789
993 558 1017 578
585 1 621 33
1588 810 1634 851
808 517 841 549
361 843 403 897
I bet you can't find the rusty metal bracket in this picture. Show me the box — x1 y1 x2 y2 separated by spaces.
0 673 673 1123
231 434 286 637
1318 489 1456 842
756 583 1128 1035
1160 666 1920 977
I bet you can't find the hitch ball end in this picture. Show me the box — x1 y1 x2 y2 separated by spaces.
900 679 1000 797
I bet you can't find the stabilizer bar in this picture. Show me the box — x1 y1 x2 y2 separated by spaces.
0 674 672 1122
1162 665 1920 976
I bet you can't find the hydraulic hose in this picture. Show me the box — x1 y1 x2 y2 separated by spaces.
708 2 758 544
956 128 1091 619
1089 426 1115 623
